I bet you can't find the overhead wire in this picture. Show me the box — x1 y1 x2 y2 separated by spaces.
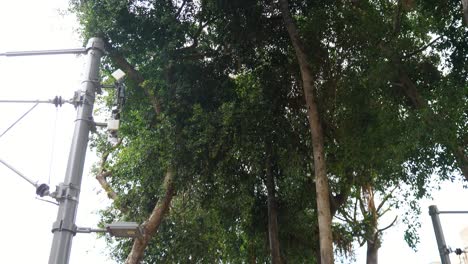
0 102 39 139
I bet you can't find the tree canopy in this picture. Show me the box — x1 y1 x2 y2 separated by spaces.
72 0 467 263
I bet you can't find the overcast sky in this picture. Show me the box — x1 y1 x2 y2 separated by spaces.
0 1 112 263
0 1 467 264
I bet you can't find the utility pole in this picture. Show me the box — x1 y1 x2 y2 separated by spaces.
48 38 104 264
429 205 452 264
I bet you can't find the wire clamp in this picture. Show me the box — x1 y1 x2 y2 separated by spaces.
71 90 84 108
53 183 80 202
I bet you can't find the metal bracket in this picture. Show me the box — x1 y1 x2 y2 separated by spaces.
82 79 102 94
52 220 77 235
89 116 97 133
53 183 80 202
75 227 107 234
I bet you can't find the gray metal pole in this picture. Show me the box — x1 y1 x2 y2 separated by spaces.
48 38 104 264
429 205 452 264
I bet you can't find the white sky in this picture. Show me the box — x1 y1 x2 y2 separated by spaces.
0 1 467 264
0 1 112 263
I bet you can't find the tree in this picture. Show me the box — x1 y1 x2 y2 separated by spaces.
72 1 467 263
278 0 333 263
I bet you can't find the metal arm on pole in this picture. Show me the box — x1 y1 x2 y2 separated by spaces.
0 158 39 188
48 38 104 264
0 48 86 57
0 158 50 197
0 97 70 106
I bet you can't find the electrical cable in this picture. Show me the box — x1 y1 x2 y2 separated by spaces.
35 197 59 206
0 102 39 139
48 108 59 185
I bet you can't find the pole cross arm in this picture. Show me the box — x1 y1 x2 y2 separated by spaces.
0 96 71 107
0 48 87 57
0 158 50 197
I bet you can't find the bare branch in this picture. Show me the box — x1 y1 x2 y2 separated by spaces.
377 205 393 219
358 194 366 216
376 185 398 214
175 0 188 19
334 215 347 222
95 139 123 202
179 14 219 51
96 171 118 201
403 35 443 59
353 195 358 223
377 216 398 234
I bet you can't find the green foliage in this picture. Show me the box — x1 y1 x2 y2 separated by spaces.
74 0 467 262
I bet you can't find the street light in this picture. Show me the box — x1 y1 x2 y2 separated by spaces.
106 222 143 238
76 222 143 239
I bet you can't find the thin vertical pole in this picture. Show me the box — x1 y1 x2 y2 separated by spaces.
48 38 104 264
429 205 452 264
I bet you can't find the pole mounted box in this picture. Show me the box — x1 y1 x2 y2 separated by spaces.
107 119 120 132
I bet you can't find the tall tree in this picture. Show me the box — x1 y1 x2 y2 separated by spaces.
278 0 333 262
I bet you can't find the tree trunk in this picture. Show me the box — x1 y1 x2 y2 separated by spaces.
249 240 256 264
366 239 379 264
362 185 379 264
278 1 334 263
265 146 282 264
462 0 468 25
125 167 175 264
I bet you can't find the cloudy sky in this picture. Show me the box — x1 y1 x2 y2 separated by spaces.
0 1 467 264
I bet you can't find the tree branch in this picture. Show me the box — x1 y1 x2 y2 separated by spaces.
104 41 161 115
96 139 123 202
393 0 403 36
125 167 175 264
96 171 118 201
456 146 468 181
377 216 398 234
403 36 443 59
175 0 187 19
462 0 468 25
330 170 354 216
376 185 398 214
178 14 219 52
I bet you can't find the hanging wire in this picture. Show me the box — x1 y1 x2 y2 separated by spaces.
35 197 59 206
47 108 59 185
0 102 39 139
